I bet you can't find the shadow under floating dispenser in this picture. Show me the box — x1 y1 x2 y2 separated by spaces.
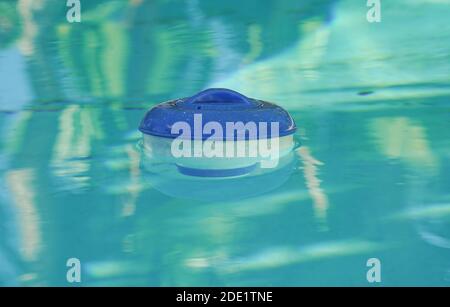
138 88 298 200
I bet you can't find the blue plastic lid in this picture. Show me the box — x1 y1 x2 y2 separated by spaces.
139 88 296 140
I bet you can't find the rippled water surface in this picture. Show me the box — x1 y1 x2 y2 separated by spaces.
0 0 449 286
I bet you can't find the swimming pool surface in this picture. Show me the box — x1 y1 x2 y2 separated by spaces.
0 0 449 286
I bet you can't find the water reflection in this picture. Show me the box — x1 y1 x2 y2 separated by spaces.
211 0 450 107
0 0 449 286
297 146 329 230
139 132 297 201
218 240 383 273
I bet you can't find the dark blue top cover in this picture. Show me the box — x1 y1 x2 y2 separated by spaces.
139 88 296 141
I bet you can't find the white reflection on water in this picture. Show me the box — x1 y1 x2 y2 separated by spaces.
51 105 105 192
186 240 384 273
297 146 329 231
5 168 41 262
391 203 450 220
417 225 450 249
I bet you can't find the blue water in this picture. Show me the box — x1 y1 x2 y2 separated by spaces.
0 0 449 286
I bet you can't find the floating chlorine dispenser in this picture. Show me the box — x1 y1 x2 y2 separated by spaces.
139 88 296 179
139 88 297 200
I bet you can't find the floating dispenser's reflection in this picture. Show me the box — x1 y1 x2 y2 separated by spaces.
139 134 297 201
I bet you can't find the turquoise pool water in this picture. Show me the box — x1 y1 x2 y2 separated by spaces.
0 0 449 286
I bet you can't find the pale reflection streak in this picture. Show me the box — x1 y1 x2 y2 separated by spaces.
296 146 329 230
242 24 262 64
51 105 103 190
17 0 41 56
224 240 381 273
121 144 141 217
390 203 450 220
5 168 41 262
368 117 438 171
185 240 383 273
